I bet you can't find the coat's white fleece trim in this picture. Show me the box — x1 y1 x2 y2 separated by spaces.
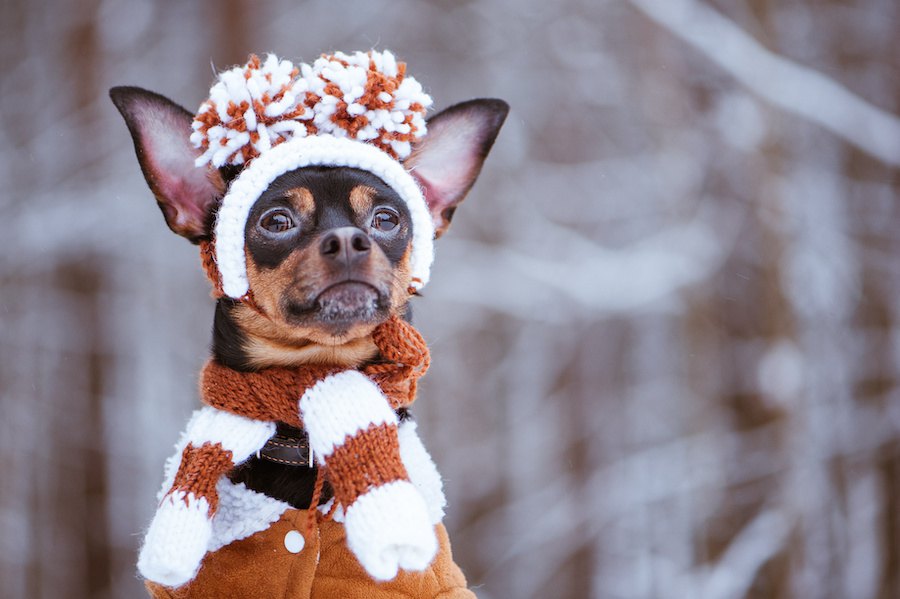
145 406 290 564
183 406 276 462
138 492 212 587
343 480 438 581
208 478 290 552
397 420 446 524
156 407 272 502
214 135 435 299
298 370 398 459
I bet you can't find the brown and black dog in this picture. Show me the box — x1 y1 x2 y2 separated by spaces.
110 86 506 522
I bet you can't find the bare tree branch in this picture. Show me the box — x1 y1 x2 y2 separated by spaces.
701 509 791 599
629 0 900 165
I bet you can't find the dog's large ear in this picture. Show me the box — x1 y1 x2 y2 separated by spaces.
110 86 224 243
405 99 509 238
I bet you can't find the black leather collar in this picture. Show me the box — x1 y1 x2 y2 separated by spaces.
258 433 313 467
258 409 411 468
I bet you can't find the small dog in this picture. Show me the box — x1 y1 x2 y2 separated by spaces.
111 51 506 598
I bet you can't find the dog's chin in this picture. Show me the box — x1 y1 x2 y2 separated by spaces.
284 282 389 339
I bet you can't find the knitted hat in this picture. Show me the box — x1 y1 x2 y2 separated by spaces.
190 51 436 299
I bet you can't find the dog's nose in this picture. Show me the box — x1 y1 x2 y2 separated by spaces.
319 227 371 265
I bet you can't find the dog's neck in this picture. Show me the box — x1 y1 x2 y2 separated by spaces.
240 334 378 370
211 299 381 372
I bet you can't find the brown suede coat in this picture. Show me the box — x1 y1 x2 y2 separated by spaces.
146 509 475 599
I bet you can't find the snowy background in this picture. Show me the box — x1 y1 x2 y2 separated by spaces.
2 0 900 598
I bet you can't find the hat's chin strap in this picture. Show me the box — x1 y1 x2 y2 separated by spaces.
199 239 268 316
199 239 224 296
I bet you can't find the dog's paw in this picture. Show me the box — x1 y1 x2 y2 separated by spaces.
137 493 212 587
343 480 439 581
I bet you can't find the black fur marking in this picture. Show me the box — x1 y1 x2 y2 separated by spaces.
219 164 243 187
211 299 253 371
245 166 413 270
229 423 332 509
228 413 410 509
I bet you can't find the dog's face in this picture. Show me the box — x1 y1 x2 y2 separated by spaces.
241 167 415 342
111 86 507 366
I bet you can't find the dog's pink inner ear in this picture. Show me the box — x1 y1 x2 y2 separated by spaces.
145 112 221 235
405 99 508 238
111 87 224 242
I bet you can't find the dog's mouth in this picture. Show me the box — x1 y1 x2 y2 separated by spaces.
316 281 380 319
283 281 387 333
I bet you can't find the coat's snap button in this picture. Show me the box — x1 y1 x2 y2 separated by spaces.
284 530 305 554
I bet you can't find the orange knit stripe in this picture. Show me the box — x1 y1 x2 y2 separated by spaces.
169 442 234 513
200 316 431 421
325 422 409 507
362 316 430 409
201 361 341 427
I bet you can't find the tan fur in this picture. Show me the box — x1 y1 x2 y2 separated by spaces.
388 249 413 310
239 182 414 369
232 302 382 368
348 185 375 218
244 245 312 319
243 329 379 369
286 187 315 215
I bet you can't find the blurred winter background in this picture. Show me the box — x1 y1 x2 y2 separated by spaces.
2 0 900 597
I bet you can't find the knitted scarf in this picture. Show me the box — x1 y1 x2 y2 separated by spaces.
200 314 430 425
193 315 430 514
140 315 439 585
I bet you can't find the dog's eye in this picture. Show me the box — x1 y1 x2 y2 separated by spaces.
371 208 399 233
259 209 296 234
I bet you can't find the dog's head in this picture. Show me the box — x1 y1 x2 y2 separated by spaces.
110 79 506 366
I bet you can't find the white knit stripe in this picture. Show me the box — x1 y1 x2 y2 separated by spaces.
183 406 276 463
138 492 212 587
298 370 398 459
397 419 446 524
208 478 290 552
213 135 435 299
343 480 438 581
